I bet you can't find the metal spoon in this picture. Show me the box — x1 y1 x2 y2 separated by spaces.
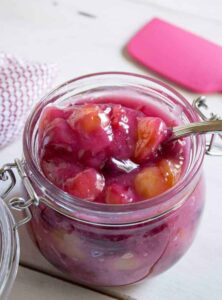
109 119 222 174
169 119 222 142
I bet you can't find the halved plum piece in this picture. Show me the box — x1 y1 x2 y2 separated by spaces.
134 117 167 162
65 168 105 201
67 104 112 154
109 105 139 159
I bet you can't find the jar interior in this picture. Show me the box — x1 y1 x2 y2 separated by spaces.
24 73 205 225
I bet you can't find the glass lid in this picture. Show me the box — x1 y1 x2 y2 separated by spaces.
0 197 20 300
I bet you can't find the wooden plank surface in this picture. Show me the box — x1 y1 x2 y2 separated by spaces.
9 267 117 300
127 0 222 23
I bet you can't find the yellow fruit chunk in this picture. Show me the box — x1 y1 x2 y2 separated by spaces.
134 167 169 199
51 230 85 260
113 253 142 271
80 109 101 133
158 159 181 187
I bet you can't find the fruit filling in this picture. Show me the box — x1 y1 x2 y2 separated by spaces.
38 101 185 203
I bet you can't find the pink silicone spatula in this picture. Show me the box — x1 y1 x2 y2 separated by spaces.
127 18 222 93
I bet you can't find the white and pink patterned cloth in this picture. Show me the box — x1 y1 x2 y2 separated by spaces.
0 53 57 148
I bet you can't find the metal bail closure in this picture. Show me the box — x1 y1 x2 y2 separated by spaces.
0 159 40 229
193 96 222 156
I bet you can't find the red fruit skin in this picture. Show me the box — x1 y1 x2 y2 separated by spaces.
41 160 82 189
38 106 68 143
78 150 107 170
65 169 105 201
105 183 136 204
110 105 140 159
40 118 79 160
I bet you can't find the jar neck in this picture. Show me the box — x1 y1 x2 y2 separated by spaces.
0 199 19 299
23 72 205 226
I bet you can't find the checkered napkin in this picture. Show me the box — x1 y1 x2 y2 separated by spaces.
0 53 57 148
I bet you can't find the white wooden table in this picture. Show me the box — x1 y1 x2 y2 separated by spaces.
1 0 222 299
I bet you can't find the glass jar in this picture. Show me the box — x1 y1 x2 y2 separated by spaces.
1 72 208 288
22 72 206 286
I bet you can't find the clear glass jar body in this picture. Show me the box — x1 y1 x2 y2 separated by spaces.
23 73 205 286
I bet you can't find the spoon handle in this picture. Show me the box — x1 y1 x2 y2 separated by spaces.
170 119 222 141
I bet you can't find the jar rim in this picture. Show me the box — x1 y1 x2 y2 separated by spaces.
23 72 205 225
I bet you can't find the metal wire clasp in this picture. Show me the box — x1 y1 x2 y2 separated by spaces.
0 158 40 229
193 96 222 156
